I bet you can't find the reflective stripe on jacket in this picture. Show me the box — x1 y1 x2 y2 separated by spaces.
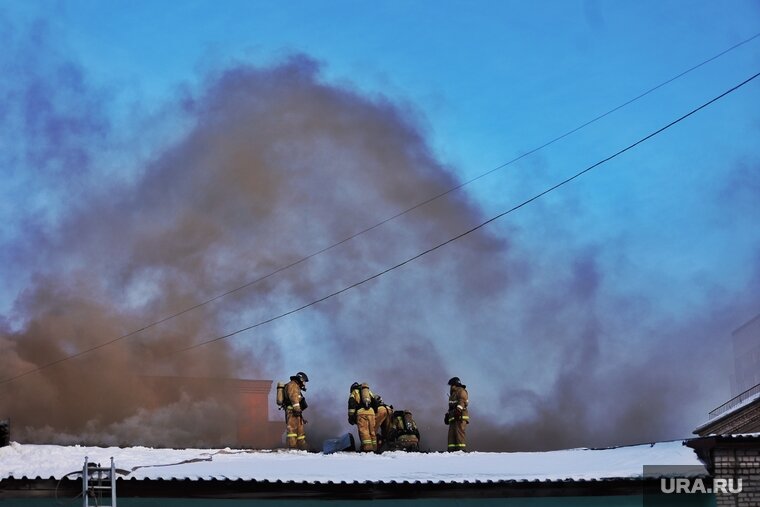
285 380 303 411
448 385 469 421
348 388 361 421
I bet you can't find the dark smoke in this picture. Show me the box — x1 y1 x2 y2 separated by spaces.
1 19 758 451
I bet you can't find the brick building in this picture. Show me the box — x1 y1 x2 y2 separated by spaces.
694 313 760 437
730 314 760 396
142 376 283 448
688 435 760 507
687 314 760 506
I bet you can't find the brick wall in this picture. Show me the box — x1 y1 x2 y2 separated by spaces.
713 447 759 506
688 436 760 507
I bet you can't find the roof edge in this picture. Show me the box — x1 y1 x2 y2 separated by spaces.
0 476 663 500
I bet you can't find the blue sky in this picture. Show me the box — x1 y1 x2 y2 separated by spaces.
1 1 759 450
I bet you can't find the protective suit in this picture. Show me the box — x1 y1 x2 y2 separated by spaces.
284 372 309 450
348 382 376 451
373 395 392 451
446 377 469 451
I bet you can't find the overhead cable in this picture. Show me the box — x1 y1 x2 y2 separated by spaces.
1 33 759 385
170 70 760 355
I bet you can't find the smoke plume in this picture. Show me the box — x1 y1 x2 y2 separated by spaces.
1 20 758 450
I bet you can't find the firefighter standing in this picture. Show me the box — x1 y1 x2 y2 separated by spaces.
445 376 469 451
284 371 309 450
348 382 377 451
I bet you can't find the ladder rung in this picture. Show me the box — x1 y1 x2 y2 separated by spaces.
83 457 117 506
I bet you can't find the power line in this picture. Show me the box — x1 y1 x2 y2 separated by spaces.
1 34 758 386
170 70 760 355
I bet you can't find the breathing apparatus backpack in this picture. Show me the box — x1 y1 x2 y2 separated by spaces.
276 382 287 409
360 383 372 409
391 410 419 436
276 380 306 411
387 410 420 451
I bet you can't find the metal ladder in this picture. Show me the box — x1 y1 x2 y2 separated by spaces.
82 456 117 507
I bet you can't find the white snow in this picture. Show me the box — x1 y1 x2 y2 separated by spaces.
0 440 705 483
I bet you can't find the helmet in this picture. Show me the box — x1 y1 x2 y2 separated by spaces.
296 371 309 383
448 376 461 386
350 382 361 391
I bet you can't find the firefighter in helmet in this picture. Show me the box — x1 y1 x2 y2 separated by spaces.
373 394 393 451
284 371 309 449
445 376 469 451
348 382 377 451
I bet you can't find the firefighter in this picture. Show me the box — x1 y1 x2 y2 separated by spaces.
284 371 309 450
348 382 376 451
373 394 393 451
445 376 469 451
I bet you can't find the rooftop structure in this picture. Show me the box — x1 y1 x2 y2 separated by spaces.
730 314 760 397
0 440 708 502
140 376 283 449
694 313 760 437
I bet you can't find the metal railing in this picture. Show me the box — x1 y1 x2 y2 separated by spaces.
709 382 760 420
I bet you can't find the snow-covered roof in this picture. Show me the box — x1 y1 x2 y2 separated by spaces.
0 440 705 484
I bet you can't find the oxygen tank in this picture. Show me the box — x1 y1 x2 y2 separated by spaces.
404 411 415 432
360 383 372 409
276 382 285 407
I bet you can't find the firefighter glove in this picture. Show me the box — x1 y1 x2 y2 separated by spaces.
444 412 451 425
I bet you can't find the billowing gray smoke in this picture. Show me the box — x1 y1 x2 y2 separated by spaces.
1 21 757 450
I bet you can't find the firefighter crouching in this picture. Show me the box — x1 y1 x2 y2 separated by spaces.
373 394 393 451
284 371 309 449
388 409 420 451
348 382 377 451
445 376 469 451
